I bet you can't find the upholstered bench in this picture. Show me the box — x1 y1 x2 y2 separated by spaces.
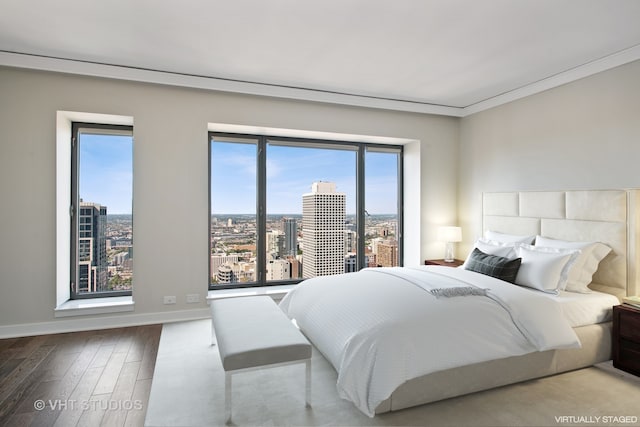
210 295 312 423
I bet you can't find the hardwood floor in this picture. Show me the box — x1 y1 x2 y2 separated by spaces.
0 324 162 427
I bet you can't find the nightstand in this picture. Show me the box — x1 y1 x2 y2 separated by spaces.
424 259 464 267
612 304 640 376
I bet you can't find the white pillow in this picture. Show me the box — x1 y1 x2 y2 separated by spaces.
462 238 519 268
514 245 579 294
535 236 611 293
485 230 535 245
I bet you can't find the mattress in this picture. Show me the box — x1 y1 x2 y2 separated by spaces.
544 290 619 327
457 262 620 327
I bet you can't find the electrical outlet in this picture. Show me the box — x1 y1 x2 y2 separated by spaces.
163 295 177 305
186 294 200 304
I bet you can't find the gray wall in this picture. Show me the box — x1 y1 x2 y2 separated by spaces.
5 58 637 335
458 60 640 255
0 66 458 335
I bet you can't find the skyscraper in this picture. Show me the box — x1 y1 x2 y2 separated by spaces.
266 230 284 259
78 202 108 293
302 182 346 278
281 217 298 257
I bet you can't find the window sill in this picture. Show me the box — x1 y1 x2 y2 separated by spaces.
54 296 134 318
207 284 295 303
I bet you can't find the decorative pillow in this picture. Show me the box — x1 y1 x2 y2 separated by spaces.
462 238 519 268
514 245 579 294
465 248 522 283
485 230 535 245
534 236 611 293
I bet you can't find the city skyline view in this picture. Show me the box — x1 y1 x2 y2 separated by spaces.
208 138 401 285
75 130 400 293
76 130 134 295
209 175 400 285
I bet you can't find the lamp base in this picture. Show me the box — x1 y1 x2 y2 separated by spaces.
444 242 454 263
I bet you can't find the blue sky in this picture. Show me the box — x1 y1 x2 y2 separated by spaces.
79 134 133 215
210 141 398 215
78 135 399 216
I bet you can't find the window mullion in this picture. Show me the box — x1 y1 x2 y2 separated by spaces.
256 137 267 284
70 125 80 298
356 144 366 271
397 151 404 266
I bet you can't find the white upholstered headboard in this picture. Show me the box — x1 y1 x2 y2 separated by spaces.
482 190 640 299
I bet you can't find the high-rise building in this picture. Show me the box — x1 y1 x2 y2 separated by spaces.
370 237 385 255
345 253 371 273
286 256 302 279
281 217 298 256
216 261 255 283
377 240 399 267
344 253 357 273
302 182 346 278
216 264 235 284
266 230 284 259
344 230 357 253
266 259 291 280
78 202 108 293
210 254 240 281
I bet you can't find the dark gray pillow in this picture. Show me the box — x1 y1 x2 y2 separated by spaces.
464 248 521 283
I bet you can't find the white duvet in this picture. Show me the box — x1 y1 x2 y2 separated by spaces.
279 266 581 417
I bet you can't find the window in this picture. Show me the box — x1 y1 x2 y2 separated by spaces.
209 133 402 289
71 123 133 298
209 136 257 286
365 146 401 268
267 143 355 281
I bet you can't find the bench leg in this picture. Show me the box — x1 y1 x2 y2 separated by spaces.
223 359 310 422
211 317 216 346
225 372 232 424
305 359 311 407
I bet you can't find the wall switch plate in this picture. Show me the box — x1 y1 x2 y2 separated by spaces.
163 296 177 305
186 294 200 304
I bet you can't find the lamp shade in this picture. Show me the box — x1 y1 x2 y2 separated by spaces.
437 226 462 242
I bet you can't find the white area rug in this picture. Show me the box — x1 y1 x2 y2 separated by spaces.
145 319 367 426
146 319 640 427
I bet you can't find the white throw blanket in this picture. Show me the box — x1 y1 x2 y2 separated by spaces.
279 266 580 417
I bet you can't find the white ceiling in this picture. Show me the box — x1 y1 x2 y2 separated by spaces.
2 0 640 116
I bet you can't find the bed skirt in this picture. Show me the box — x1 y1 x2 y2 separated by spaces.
375 322 611 414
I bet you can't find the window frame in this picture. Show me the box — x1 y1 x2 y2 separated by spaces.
209 132 403 290
70 122 133 299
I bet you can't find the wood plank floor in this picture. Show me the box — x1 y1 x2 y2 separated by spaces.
0 324 162 427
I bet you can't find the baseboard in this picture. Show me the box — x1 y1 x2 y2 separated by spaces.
0 308 211 339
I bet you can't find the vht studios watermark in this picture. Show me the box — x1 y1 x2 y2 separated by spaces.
33 399 143 411
555 415 638 424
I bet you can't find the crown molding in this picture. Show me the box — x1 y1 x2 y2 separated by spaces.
462 43 640 116
0 51 464 117
2 46 640 118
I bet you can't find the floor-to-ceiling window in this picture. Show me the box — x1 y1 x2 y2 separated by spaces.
365 146 401 268
266 141 357 281
71 123 133 298
209 136 258 286
209 133 402 289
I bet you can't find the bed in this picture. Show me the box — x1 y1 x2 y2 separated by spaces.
279 189 640 416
